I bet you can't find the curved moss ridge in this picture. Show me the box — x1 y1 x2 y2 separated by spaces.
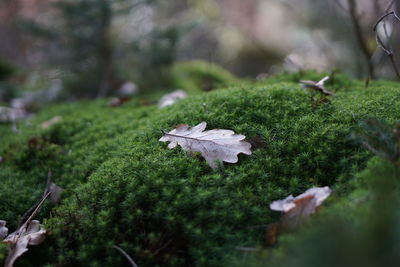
170 60 239 93
0 74 399 266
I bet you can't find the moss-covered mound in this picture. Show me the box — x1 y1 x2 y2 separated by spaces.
170 60 239 93
1 72 400 266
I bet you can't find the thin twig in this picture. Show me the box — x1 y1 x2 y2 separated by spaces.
347 0 375 79
23 192 51 229
373 11 400 79
151 238 173 256
18 171 53 227
44 169 52 198
385 0 395 13
112 245 139 267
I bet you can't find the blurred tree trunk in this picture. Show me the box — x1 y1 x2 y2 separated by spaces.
97 0 113 98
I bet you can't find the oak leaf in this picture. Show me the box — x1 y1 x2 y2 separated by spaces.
158 90 187 108
0 220 8 240
270 186 332 230
300 76 334 96
159 122 252 169
40 116 62 129
2 220 47 267
0 107 27 122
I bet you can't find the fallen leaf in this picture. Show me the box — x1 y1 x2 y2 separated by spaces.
117 82 138 97
108 97 131 107
160 122 252 169
270 186 332 230
40 116 62 129
2 220 47 267
0 107 27 122
47 182 63 203
0 220 8 240
10 79 62 110
158 90 187 108
300 76 334 96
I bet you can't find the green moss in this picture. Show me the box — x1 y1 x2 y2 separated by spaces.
170 60 239 93
1 73 400 266
236 157 400 267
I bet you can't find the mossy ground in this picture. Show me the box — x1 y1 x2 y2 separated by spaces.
1 70 400 266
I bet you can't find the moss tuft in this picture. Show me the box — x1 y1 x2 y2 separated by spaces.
170 60 238 93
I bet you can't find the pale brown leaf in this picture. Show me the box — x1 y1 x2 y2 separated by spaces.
47 182 63 203
0 107 27 122
0 220 8 240
270 186 332 229
158 90 187 108
299 76 334 96
40 116 62 129
3 220 47 267
160 122 252 169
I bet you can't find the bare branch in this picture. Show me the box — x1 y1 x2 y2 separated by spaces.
347 0 375 79
373 11 400 79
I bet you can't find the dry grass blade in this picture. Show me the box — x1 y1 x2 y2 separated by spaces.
112 245 139 267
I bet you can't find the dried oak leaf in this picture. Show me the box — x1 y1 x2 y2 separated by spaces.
270 186 332 230
159 122 252 169
0 107 27 123
0 220 8 240
2 220 47 267
47 182 64 203
158 90 187 108
108 97 131 107
299 76 334 96
40 116 62 129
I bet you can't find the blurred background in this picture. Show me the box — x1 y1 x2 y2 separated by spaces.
0 0 399 104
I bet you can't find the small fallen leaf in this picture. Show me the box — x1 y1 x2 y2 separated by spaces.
0 220 8 240
300 76 334 96
108 97 131 107
270 186 332 230
0 107 27 122
44 170 63 203
3 220 47 267
47 182 63 203
160 122 252 169
158 90 187 108
40 116 62 129
117 82 138 96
